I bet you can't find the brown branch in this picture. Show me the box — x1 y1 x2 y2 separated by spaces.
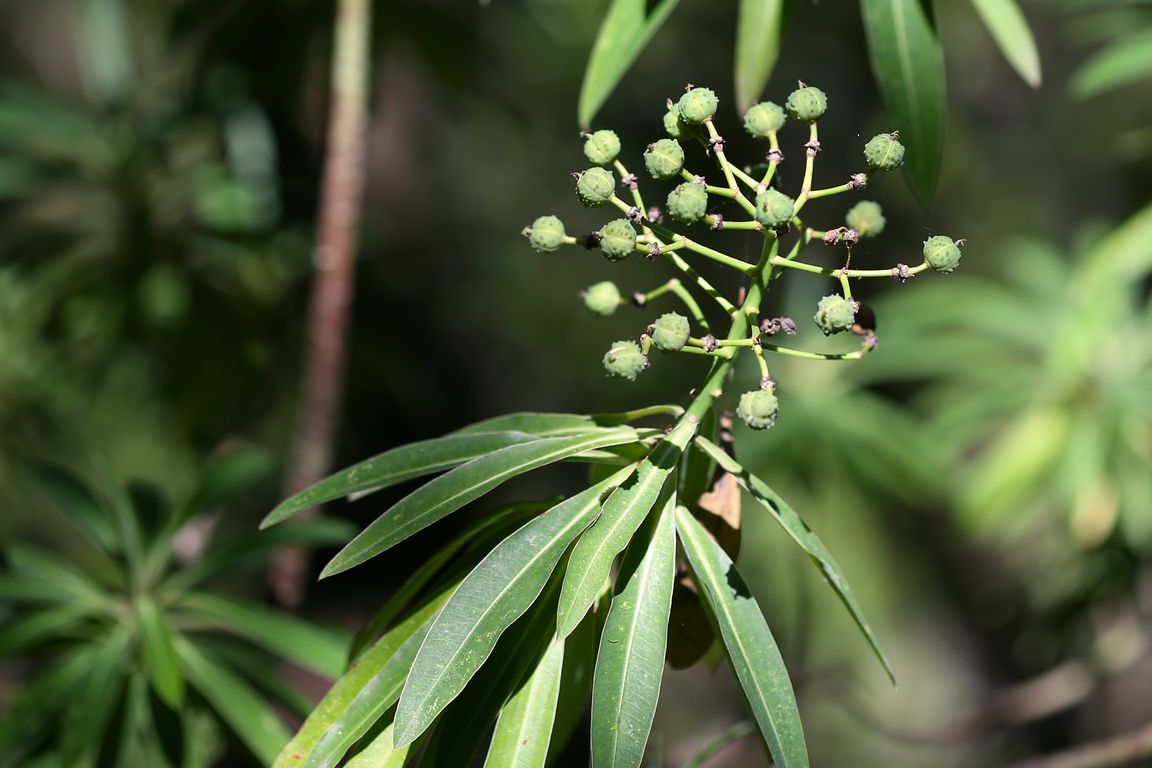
1009 721 1152 768
271 0 371 607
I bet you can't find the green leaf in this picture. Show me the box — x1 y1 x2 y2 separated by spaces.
4 546 110 608
272 586 453 768
557 422 693 637
23 462 116 550
453 406 683 436
134 595 185 707
484 636 566 768
682 721 757 768
968 0 1041 87
578 0 683 128
1071 29 1152 99
344 721 411 768
0 605 93 659
263 431 543 528
695 437 895 683
0 647 91 755
393 469 630 748
60 626 131 767
675 506 808 768
178 639 291 766
175 593 349 678
860 0 946 202
590 495 676 768
548 597 604 765
175 447 273 529
734 0 786 111
321 428 640 578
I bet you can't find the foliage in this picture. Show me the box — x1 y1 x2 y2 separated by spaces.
0 452 353 767
265 84 966 766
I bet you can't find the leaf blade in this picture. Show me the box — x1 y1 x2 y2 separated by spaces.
734 0 786 111
483 636 566 768
321 428 639 578
578 0 683 128
133 595 185 707
676 506 808 768
1071 29 1152 99
590 495 676 768
968 0 1041 87
860 0 946 202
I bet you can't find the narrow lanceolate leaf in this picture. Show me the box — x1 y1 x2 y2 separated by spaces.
272 587 452 768
484 636 566 768
557 421 694 637
579 0 683 128
263 431 540 527
1071 29 1152 99
453 406 684 436
344 722 411 768
60 627 130 767
394 469 631 749
322 428 639 578
676 507 808 768
23 462 116 550
695 437 895 682
968 0 1041 87
861 0 946 202
734 0 786 111
133 595 185 707
178 639 291 766
591 496 676 768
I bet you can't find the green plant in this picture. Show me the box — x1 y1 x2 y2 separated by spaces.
0 452 353 767
264 84 964 766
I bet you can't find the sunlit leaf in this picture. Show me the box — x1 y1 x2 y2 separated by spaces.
1071 29 1152 99
134 595 185 707
676 506 808 768
968 0 1041 87
344 722 411 768
734 0 786 111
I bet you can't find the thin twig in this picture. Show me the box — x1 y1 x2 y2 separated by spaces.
272 0 371 607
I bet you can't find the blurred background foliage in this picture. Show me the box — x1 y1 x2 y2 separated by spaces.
1 0 1151 766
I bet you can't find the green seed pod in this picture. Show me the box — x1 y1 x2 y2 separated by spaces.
599 219 638 262
663 106 692 139
813 294 856 336
743 101 786 138
576 167 616 207
582 281 621 316
923 235 962 273
603 339 647 380
845 200 886 238
785 85 827 122
644 139 685 180
677 87 719 125
754 189 795 229
736 390 780 430
651 312 690 352
863 133 905 171
666 182 709 223
583 130 621 166
525 215 566 253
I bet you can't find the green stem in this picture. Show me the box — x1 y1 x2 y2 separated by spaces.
762 341 872 360
759 133 781 187
808 173 869 200
793 123 819 216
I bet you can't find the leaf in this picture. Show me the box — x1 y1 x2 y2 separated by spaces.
695 437 895 683
578 0 684 128
0 605 93 659
557 421 694 637
968 0 1041 87
175 447 273 528
860 0 946 202
60 626 130 767
734 0 786 111
675 506 808 768
393 469 630 748
0 647 91 754
272 586 453 768
263 431 542 527
134 595 185 707
682 721 757 768
178 639 291 766
175 593 349 678
23 461 116 550
344 722 411 768
1071 29 1152 99
548 598 603 764
697 471 742 560
454 405 683 436
483 636 566 768
590 495 676 768
321 428 640 578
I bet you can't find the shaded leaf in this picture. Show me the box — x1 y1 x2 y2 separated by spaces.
860 0 946 202
394 469 631 748
483 636 565 768
60 627 130 767
23 462 116 550
666 576 715 669
698 471 742 560
578 0 683 128
454 406 683 436
695 437 895 682
1071 29 1152 99
735 0 786 111
682 721 757 768
175 447 273 529
557 422 693 637
321 428 640 578
968 0 1041 87
134 595 185 707
676 506 808 768
344 722 411 768
590 496 676 768
0 605 93 659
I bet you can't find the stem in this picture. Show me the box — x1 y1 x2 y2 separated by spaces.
644 220 756 274
680 169 736 199
808 174 869 200
614 159 652 237
759 132 781 187
761 341 871 360
793 123 819 215
667 279 711 332
274 0 371 608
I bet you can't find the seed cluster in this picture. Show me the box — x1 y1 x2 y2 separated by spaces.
522 83 963 430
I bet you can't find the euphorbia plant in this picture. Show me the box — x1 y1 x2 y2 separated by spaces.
266 83 964 767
